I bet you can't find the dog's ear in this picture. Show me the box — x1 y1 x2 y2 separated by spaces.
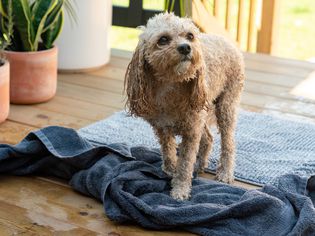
124 40 152 116
189 69 208 111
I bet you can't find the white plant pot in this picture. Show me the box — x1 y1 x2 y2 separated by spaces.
56 0 112 71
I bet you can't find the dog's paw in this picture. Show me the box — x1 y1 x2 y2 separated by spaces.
170 179 191 200
170 186 191 200
194 160 207 174
215 166 234 184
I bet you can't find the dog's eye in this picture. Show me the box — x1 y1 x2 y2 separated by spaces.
186 33 194 41
157 36 170 45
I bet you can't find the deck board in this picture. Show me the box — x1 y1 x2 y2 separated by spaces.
0 49 315 235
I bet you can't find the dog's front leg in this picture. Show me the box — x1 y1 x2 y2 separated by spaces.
155 128 177 177
171 129 202 200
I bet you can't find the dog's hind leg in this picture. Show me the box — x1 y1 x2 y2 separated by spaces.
214 80 243 183
195 126 213 174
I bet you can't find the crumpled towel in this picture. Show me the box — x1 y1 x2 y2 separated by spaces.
0 126 314 236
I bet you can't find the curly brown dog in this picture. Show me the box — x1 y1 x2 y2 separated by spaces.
124 13 245 200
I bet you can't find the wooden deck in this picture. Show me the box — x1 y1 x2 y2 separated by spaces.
0 49 315 235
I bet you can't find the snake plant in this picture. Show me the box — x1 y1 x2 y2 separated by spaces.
0 0 75 52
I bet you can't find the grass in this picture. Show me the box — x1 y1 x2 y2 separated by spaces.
110 0 315 61
278 0 315 61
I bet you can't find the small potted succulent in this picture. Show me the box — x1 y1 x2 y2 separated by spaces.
0 0 73 104
0 0 12 123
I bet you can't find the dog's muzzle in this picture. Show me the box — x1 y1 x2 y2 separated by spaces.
177 44 191 56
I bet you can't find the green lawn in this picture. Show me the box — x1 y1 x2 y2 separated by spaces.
278 0 315 60
110 0 315 61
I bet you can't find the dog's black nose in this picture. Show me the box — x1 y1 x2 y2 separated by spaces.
177 44 191 55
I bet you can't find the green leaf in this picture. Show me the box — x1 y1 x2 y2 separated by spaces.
31 0 58 51
43 0 63 32
41 10 63 49
64 0 77 26
9 26 23 51
0 0 9 18
12 0 33 51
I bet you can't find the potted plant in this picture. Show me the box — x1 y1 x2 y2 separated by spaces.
0 0 73 104
0 53 10 123
0 0 12 123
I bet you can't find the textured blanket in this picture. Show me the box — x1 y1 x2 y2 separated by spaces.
0 126 315 236
79 110 315 186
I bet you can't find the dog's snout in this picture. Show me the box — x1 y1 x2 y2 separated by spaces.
177 44 191 55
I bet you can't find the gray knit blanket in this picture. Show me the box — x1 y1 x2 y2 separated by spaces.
79 110 315 186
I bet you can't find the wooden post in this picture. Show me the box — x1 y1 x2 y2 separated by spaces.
191 0 236 44
257 0 280 54
247 0 258 52
213 0 222 19
225 0 233 32
181 0 192 17
236 0 246 50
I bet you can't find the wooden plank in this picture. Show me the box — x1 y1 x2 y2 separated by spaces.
225 0 233 32
181 0 193 17
59 73 124 95
291 71 315 100
0 121 35 144
241 103 315 123
199 172 258 189
0 176 121 234
118 228 194 236
244 52 315 70
256 0 280 54
84 65 127 81
201 0 212 13
241 91 315 119
35 96 118 121
8 105 92 129
245 69 304 88
213 0 221 18
245 59 312 77
0 199 100 235
247 0 258 52
192 0 235 43
236 0 247 49
244 80 315 103
57 82 125 109
111 48 133 59
0 218 30 236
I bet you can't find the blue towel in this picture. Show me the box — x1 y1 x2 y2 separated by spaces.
0 126 315 236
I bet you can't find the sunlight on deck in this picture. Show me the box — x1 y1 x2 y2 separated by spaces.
291 71 315 100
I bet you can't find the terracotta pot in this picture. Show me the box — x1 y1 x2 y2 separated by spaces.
0 60 9 123
5 46 58 104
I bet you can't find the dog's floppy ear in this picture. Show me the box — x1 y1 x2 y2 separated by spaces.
189 69 208 111
124 40 153 116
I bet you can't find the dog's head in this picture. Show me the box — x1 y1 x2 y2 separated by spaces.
125 13 206 116
143 13 203 80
